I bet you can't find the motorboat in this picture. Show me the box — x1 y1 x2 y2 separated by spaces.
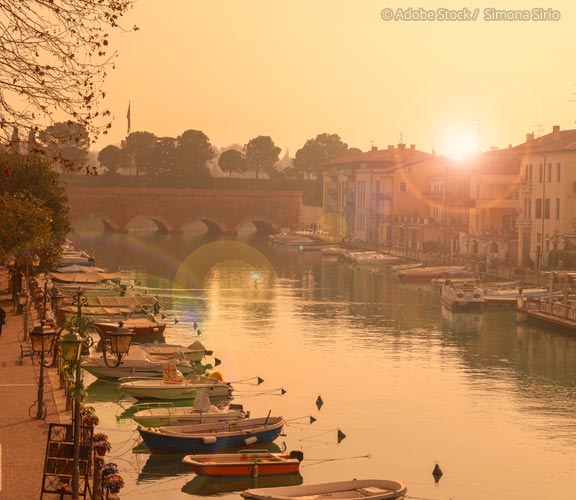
138 416 285 453
119 370 233 400
241 479 407 500
132 392 248 427
182 449 303 476
398 266 468 283
441 279 484 311
93 318 167 338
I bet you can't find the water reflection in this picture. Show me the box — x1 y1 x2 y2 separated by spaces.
182 472 303 496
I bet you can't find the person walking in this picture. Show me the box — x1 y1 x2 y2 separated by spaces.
0 305 6 336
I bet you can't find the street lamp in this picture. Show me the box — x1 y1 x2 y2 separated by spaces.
60 330 83 500
50 289 66 312
17 290 29 339
102 322 133 368
29 321 57 420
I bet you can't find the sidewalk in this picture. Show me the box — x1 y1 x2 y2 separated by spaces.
0 267 69 500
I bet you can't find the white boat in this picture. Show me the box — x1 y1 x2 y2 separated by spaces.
241 479 407 500
81 342 206 379
119 370 233 400
132 392 248 427
483 286 561 306
441 279 484 311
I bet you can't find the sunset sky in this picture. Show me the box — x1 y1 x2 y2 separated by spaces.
96 0 576 159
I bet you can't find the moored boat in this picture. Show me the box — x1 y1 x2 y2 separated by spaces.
241 479 407 500
119 372 233 400
398 266 467 283
94 318 167 338
441 279 484 311
138 416 285 453
182 449 303 476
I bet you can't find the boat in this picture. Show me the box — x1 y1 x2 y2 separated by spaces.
119 370 233 400
93 318 167 338
81 342 207 379
350 252 399 267
132 392 249 427
182 449 303 476
441 279 484 311
182 472 303 496
398 266 467 283
138 416 285 453
321 246 347 256
483 286 558 307
241 479 407 500
390 262 423 272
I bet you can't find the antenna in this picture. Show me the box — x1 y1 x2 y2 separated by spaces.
396 132 404 145
532 124 544 137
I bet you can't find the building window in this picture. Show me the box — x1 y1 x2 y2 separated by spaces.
544 198 550 220
529 164 533 182
538 164 543 183
556 198 560 220
547 163 552 183
400 182 407 192
535 198 542 219
537 233 541 243
557 163 561 182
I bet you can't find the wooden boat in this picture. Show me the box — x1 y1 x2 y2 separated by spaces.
321 246 347 256
241 479 407 500
398 266 467 283
81 342 207 379
138 416 285 453
390 262 423 272
441 279 484 311
182 472 303 496
182 449 303 476
93 318 167 337
119 372 233 400
132 392 248 427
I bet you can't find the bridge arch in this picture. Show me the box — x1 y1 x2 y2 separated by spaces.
233 216 280 235
123 215 174 234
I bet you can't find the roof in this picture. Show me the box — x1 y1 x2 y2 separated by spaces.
514 128 576 155
325 145 443 172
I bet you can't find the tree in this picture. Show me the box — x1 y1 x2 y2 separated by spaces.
138 137 178 186
122 131 157 176
244 136 281 180
97 145 127 176
0 150 70 243
39 121 90 172
0 0 136 145
218 149 247 178
175 130 215 182
294 133 348 179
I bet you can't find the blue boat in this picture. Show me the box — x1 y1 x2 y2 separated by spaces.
138 416 285 454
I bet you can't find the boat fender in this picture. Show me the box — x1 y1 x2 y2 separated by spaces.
244 436 258 445
202 436 217 444
252 463 259 478
289 450 304 462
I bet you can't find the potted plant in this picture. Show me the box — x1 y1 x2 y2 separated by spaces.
92 432 112 456
102 463 124 494
80 405 100 427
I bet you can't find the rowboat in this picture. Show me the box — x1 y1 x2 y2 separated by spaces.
119 372 233 400
138 416 285 453
241 479 407 500
182 449 303 476
132 392 248 427
182 472 303 496
93 318 167 338
398 266 468 283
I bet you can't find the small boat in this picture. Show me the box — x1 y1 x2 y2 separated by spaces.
241 479 407 500
182 472 303 496
93 318 167 338
182 449 303 476
119 371 233 400
132 392 248 427
483 287 560 307
390 262 423 272
441 279 484 311
81 342 207 380
321 246 347 256
398 266 467 283
138 416 285 453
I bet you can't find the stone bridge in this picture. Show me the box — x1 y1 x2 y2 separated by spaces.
66 186 302 234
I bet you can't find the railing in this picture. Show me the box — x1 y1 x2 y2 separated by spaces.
523 298 576 322
515 217 532 229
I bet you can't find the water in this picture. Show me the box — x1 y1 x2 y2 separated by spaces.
76 231 576 500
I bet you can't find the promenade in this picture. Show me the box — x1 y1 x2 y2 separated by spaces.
0 267 69 500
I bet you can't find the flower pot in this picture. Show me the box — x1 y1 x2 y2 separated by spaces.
95 447 106 456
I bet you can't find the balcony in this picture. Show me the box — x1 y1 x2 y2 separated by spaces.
518 182 533 193
423 191 443 200
516 217 532 229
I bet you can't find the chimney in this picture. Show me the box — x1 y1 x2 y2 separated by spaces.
371 146 378 152
409 144 416 150
552 125 560 140
388 145 394 150
397 143 406 150
525 133 534 143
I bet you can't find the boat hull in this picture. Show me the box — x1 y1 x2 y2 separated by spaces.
121 383 232 400
183 453 300 476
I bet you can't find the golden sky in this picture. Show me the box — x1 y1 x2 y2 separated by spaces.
96 0 576 158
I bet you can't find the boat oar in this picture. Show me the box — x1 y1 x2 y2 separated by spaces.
264 409 271 425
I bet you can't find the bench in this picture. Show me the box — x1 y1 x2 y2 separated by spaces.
18 332 34 364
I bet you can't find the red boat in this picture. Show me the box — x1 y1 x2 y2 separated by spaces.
93 318 166 337
182 450 303 477
398 266 469 283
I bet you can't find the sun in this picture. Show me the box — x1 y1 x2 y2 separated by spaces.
439 127 478 160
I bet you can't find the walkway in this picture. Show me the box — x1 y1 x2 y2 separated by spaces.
0 267 69 500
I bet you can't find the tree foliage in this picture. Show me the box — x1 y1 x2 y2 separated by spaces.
39 121 91 172
218 149 247 178
244 136 281 180
174 130 215 181
0 0 136 146
98 145 127 175
122 131 158 175
294 133 348 179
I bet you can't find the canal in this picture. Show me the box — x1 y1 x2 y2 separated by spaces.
76 231 576 500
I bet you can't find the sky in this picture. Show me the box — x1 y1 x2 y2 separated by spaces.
95 0 576 159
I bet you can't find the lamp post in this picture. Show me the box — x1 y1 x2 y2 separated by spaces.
17 290 29 339
102 322 133 368
60 330 83 500
29 321 57 420
50 289 66 317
